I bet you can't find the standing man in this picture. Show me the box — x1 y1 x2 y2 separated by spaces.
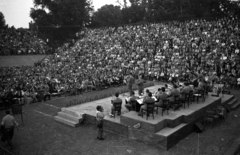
1 110 18 149
125 73 135 95
136 74 144 95
96 105 105 140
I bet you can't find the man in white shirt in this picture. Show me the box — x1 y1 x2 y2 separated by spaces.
96 105 105 140
1 110 18 149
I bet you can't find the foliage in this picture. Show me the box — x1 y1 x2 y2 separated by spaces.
91 5 123 27
89 0 240 28
30 0 93 43
0 12 6 30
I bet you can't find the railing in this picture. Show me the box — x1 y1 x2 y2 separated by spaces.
0 145 14 155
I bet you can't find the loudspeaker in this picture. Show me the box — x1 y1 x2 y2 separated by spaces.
194 122 204 133
222 104 231 113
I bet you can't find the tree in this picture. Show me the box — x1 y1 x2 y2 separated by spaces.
0 12 6 29
210 0 240 17
91 5 123 27
30 0 93 43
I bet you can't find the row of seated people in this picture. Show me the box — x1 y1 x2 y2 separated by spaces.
110 82 209 118
109 86 228 123
0 76 124 109
69 77 124 95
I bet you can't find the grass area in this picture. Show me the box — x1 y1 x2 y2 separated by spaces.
0 55 47 67
0 84 240 155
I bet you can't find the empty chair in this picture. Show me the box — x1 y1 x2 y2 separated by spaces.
189 90 195 104
215 106 227 120
205 108 220 126
180 93 190 108
203 111 214 127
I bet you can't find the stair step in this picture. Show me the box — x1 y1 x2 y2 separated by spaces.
54 116 80 127
155 123 187 137
227 98 238 106
221 95 235 104
61 108 84 118
231 102 240 110
58 111 82 123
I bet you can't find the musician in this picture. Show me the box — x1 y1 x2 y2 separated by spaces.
195 78 204 92
155 87 168 107
144 89 151 98
136 74 144 95
168 85 180 102
110 92 122 116
125 91 138 111
154 88 162 99
124 73 135 94
180 82 191 94
138 92 155 116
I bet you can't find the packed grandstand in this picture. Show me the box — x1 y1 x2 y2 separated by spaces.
0 17 240 106
0 27 49 55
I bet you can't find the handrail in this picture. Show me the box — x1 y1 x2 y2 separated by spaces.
0 145 14 155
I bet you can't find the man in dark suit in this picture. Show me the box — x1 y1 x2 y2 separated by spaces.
125 73 135 94
125 91 138 111
110 92 122 116
138 92 155 116
181 82 191 94
168 85 180 102
136 74 144 95
155 87 168 106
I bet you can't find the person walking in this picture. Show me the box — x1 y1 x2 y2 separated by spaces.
96 105 105 140
1 110 18 150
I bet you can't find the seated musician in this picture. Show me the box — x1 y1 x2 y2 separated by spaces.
164 84 169 91
110 92 122 116
154 88 162 100
194 79 204 92
138 92 155 116
143 89 150 98
180 82 191 94
168 85 180 102
155 87 168 107
125 91 138 111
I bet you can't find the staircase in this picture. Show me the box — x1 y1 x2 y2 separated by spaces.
221 95 239 111
54 108 85 127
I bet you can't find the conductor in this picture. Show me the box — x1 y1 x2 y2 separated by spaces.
124 73 135 94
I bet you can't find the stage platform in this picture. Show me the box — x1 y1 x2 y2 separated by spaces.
54 85 237 150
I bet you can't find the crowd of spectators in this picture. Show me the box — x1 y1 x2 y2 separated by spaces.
0 27 49 55
0 17 240 107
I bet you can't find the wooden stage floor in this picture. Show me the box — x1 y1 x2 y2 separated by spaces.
62 84 233 150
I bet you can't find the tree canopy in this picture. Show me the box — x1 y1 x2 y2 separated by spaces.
0 12 6 30
91 0 240 27
30 0 93 43
91 5 123 27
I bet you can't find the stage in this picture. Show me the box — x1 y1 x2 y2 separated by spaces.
54 84 236 150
